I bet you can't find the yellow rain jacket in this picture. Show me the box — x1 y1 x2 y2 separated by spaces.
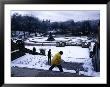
51 52 61 65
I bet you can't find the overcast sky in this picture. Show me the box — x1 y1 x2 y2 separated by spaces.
11 10 100 22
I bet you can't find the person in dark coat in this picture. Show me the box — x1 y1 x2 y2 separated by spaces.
32 47 36 55
48 49 51 65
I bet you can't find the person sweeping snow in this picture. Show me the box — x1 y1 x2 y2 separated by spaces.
49 51 63 72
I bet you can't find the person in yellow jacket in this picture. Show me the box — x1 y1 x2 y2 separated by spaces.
49 51 63 72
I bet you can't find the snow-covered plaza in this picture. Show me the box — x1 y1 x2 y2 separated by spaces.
11 36 99 77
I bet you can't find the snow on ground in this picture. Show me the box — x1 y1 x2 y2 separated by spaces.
11 53 76 73
25 46 90 62
11 45 99 77
24 36 90 43
12 36 99 76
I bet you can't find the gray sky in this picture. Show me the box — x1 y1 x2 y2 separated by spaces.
11 10 100 22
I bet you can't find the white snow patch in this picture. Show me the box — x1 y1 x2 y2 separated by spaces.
25 46 90 63
79 71 100 77
78 58 100 77
11 53 76 74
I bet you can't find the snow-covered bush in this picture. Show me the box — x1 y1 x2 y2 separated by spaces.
56 41 65 47
39 48 46 55
82 58 94 76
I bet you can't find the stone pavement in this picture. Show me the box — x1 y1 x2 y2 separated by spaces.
11 66 90 77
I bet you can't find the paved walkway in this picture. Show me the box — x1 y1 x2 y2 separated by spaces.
11 66 90 77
